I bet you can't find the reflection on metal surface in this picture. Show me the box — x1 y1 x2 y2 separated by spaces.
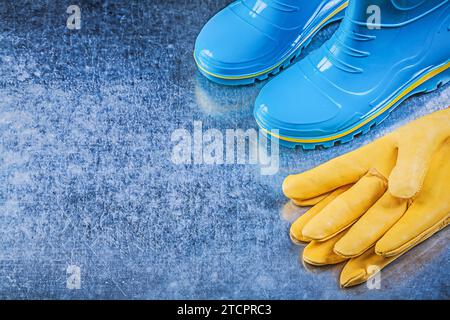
280 200 307 222
296 227 449 292
194 73 264 117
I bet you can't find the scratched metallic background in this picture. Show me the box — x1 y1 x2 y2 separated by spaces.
0 0 448 299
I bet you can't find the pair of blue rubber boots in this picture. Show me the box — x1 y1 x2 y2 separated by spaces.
194 0 450 149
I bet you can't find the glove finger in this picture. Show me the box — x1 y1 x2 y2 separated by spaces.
388 137 445 199
290 185 352 243
334 192 408 258
302 170 388 241
303 231 348 266
283 138 395 201
292 193 330 207
375 204 449 257
377 141 450 257
340 247 398 288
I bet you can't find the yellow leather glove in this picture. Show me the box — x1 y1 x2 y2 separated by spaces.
283 108 450 287
284 108 450 202
300 141 449 287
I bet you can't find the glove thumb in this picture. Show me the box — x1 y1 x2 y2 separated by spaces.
388 138 442 198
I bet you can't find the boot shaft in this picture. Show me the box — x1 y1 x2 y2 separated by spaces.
347 0 448 26
322 0 450 74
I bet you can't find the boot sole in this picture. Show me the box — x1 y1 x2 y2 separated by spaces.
194 1 349 86
258 60 450 149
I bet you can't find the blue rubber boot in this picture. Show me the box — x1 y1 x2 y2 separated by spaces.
254 0 450 149
194 0 349 85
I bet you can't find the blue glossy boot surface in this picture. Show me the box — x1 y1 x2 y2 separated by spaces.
254 0 450 149
194 0 349 85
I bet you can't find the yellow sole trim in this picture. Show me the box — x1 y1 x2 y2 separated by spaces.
258 61 450 144
194 1 349 81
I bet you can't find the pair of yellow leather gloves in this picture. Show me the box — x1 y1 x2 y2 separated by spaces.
283 108 450 287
